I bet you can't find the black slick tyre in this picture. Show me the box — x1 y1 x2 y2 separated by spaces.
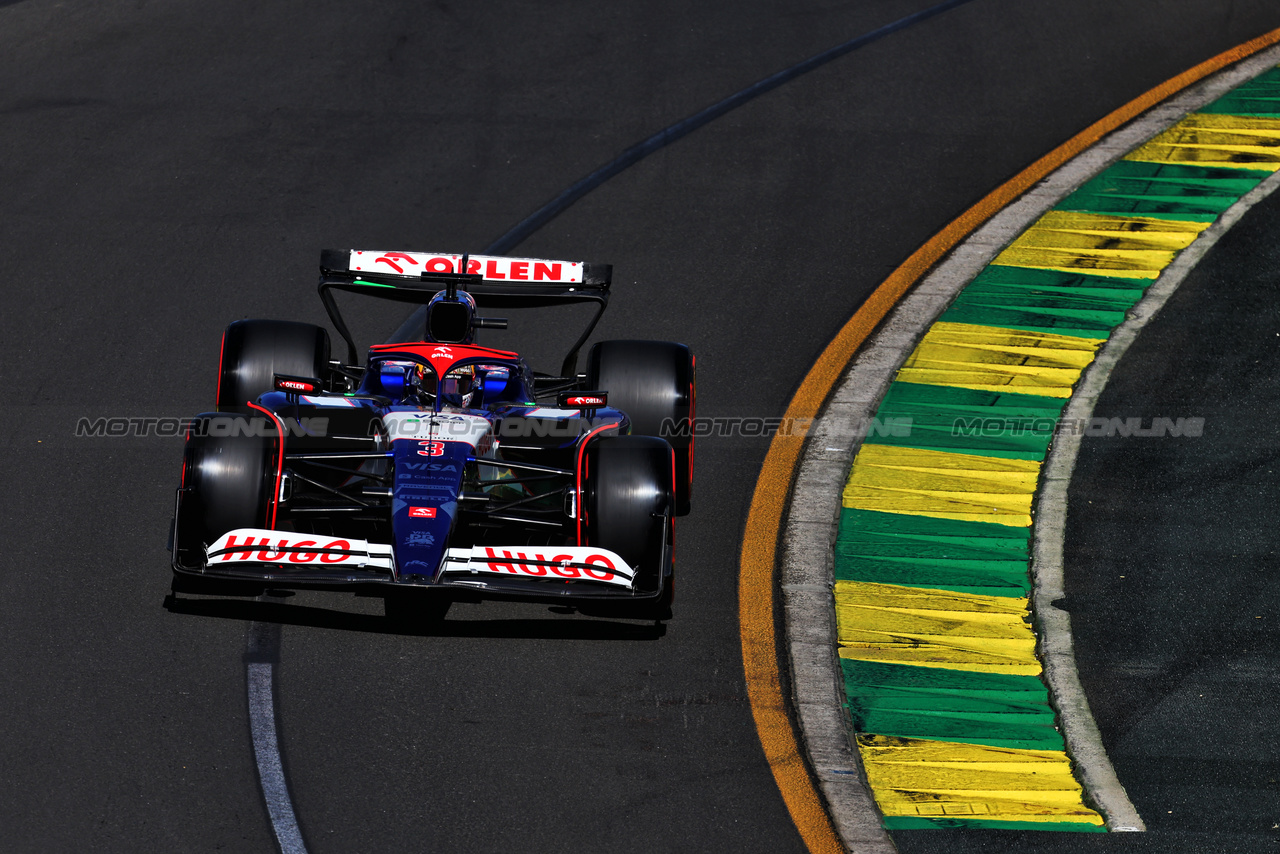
217 319 331 410
173 412 278 591
581 434 674 620
586 340 694 515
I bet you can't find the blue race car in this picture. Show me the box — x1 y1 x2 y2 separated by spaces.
170 250 694 622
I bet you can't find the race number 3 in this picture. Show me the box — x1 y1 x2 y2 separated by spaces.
417 441 445 457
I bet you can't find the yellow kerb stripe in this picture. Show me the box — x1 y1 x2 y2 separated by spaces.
896 321 1104 398
836 582 1040 674
834 580 1030 617
991 210 1211 279
842 443 1041 527
857 735 1105 825
1127 112 1280 170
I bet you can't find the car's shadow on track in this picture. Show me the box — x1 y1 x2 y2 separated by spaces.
162 593 667 641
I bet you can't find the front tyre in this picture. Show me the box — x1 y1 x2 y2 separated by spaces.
173 412 277 576
582 435 675 619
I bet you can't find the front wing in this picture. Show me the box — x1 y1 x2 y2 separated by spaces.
178 528 640 598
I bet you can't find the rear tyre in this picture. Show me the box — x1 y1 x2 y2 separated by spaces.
582 435 674 620
217 319 331 410
586 340 694 515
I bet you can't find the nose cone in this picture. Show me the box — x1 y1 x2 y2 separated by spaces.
391 437 468 582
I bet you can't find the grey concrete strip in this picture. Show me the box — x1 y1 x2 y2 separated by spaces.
780 44 1280 850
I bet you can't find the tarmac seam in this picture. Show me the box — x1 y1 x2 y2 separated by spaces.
781 39 1280 849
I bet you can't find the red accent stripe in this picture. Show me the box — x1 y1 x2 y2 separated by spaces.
247 401 286 529
180 418 198 488
574 423 620 546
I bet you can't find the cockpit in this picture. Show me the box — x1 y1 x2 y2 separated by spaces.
358 356 532 410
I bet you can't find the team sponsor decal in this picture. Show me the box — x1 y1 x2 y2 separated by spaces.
441 546 634 587
561 394 607 408
400 461 459 476
408 506 437 518
424 346 462 377
205 529 393 569
348 251 584 283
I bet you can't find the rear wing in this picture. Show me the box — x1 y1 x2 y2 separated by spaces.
320 249 610 302
318 249 612 371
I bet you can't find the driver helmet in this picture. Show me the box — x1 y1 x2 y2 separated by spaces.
439 364 477 408
410 363 438 403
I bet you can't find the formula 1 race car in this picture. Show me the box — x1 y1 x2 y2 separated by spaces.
169 250 694 622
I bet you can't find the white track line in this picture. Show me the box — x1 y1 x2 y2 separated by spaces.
247 620 309 854
782 42 1280 847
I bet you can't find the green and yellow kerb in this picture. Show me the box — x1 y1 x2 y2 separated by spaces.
835 65 1280 831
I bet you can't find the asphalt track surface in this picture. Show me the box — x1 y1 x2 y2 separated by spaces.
3 2 1280 852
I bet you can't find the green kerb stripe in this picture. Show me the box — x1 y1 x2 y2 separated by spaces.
835 507 1030 597
866 382 1065 460
938 265 1149 339
842 660 1064 750
1198 66 1280 116
1058 160 1270 220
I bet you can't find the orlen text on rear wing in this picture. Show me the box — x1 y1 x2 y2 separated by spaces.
318 249 612 373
